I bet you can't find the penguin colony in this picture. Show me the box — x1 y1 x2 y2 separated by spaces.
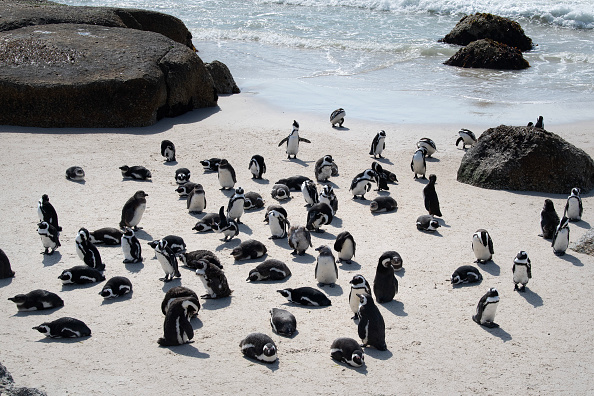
2 112 589 377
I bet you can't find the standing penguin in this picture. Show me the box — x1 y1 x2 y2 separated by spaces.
240 333 278 364
534 116 544 129
217 159 237 190
357 294 387 350
158 298 200 346
456 128 477 149
265 205 290 239
540 199 560 239
348 274 371 320
411 147 427 179
227 187 246 223
330 108 346 128
552 216 570 256
161 286 200 315
248 155 266 179
319 184 338 214
121 228 143 264
334 231 356 264
161 140 176 162
0 248 15 278
278 120 311 159
423 174 442 217
472 288 499 328
369 130 386 159
564 187 583 221
153 239 181 282
187 184 207 214
472 229 494 264
288 225 312 256
350 169 377 200
373 252 398 303
417 138 437 157
215 206 239 242
120 190 148 231
314 155 335 182
315 245 338 287
194 260 233 299
37 221 61 255
371 161 390 191
512 251 532 292
331 338 364 368
306 202 334 233
74 228 105 271
37 194 61 232
301 180 319 207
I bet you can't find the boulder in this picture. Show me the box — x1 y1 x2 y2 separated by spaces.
440 13 533 51
0 362 47 396
206 60 241 94
444 39 529 70
571 228 594 256
457 125 594 194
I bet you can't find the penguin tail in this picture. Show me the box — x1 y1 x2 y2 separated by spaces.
158 337 174 346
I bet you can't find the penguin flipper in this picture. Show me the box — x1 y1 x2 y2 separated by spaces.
299 138 311 143
278 137 288 146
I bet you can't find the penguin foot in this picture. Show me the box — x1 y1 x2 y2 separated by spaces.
315 229 325 233
483 321 499 328
514 284 519 291
351 314 359 320
291 250 297 255
133 226 143 231
554 250 566 256
159 277 172 282
472 315 480 325
520 285 527 292
329 283 335 288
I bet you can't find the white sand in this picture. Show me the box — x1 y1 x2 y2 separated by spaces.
1 94 593 395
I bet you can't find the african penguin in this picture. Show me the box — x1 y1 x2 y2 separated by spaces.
176 182 198 198
265 205 290 239
512 251 532 292
119 165 151 180
99 276 132 298
161 286 199 315
370 196 397 213
472 229 494 264
175 168 191 185
534 116 544 129
369 130 386 159
65 166 85 181
456 128 477 149
231 239 267 261
319 185 338 214
276 176 312 191
37 194 61 232
373 253 398 303
89 227 123 245
33 317 91 338
552 216 570 256
244 191 265 210
248 155 266 179
423 174 442 216
37 221 61 255
472 288 499 328
417 137 437 157
277 287 331 306
315 245 338 287
271 183 291 201
158 298 200 346
306 202 334 233
411 147 427 179
247 260 292 282
161 140 176 162
58 265 105 285
122 228 143 264
218 159 237 190
119 190 147 231
227 187 245 223
185 184 206 214
350 169 377 200
371 161 390 191
357 293 387 350
451 265 483 285
148 235 186 256
153 239 181 282
416 215 440 232
540 199 560 239
214 206 239 242
192 212 220 232
278 120 311 159
240 333 278 364
0 248 15 279
8 289 63 311
331 338 364 368
270 308 297 337
179 250 222 270
378 251 403 272
288 225 312 256
348 274 371 320
314 155 334 182
194 260 232 299
330 108 346 128
334 231 356 264
564 187 583 221
75 227 105 271
200 158 221 172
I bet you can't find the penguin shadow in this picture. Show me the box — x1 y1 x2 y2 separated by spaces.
425 156 440 163
161 278 182 292
379 300 407 317
331 217 343 228
371 209 398 217
61 282 101 292
124 261 145 273
270 237 290 249
121 178 152 183
238 223 253 235
163 160 178 166
374 157 393 166
67 179 86 185
516 287 543 308
42 251 62 267
37 335 92 344
418 229 443 237
322 180 339 189
242 356 280 371
220 189 235 197
216 238 241 252
395 268 406 277
332 126 350 131
201 296 232 310
414 177 429 185
477 261 500 276
251 178 269 185
189 212 207 219
160 342 210 359
478 324 512 342
133 229 154 241
291 253 315 264
451 280 483 289
363 347 393 360
191 316 204 330
333 361 368 374
434 217 450 228
351 198 372 206
375 190 391 196
281 302 328 311
14 306 64 316
283 158 311 167
319 283 343 296
0 277 14 287
312 230 336 241
101 292 133 305
572 219 591 229
557 252 583 267
338 260 361 271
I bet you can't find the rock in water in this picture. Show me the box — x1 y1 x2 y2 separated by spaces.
206 60 241 94
444 39 529 70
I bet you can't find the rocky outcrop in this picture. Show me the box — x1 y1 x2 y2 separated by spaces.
571 228 594 256
206 60 241 94
444 39 530 70
0 362 47 396
457 125 594 194
441 13 533 51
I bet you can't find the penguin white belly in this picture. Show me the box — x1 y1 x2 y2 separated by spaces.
361 321 369 344
351 180 370 196
553 229 569 252
480 302 498 324
188 195 206 212
219 171 235 188
269 218 285 237
412 156 425 174
228 201 244 219
316 258 337 284
37 206 44 222
249 163 260 177
349 291 361 314
513 265 529 285
338 239 354 261
257 351 277 363
463 135 475 145
473 243 491 261
198 276 215 296
317 166 332 181
122 240 133 259
75 243 86 261
129 203 146 227
286 136 299 155
40 235 55 248
566 199 581 220
375 138 385 155
156 252 174 275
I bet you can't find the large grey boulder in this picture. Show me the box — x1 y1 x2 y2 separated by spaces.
0 362 47 396
206 60 241 94
444 38 530 70
457 125 594 194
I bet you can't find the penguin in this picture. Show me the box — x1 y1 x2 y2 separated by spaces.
244 191 265 210
348 274 371 320
119 190 148 231
161 286 199 315
178 250 223 270
373 253 398 303
331 338 364 368
315 245 338 287
121 228 143 264
99 276 132 298
247 260 292 282
33 317 91 338
534 116 544 129
378 251 403 272
161 140 176 162
58 265 105 285
231 239 267 261
417 137 437 157
512 251 532 292
306 202 334 233
65 166 85 181
174 168 191 185
265 205 290 239
89 227 123 245
153 239 181 282
357 293 387 350
194 260 233 299
270 308 297 337
350 169 377 200
158 298 200 346
276 176 312 191
148 235 186 256
120 165 151 180
334 231 356 264
192 212 220 232
37 221 61 255
370 196 398 213
217 159 236 190
248 155 266 179
278 120 311 159
416 215 440 232
451 265 483 285
540 199 560 239
456 128 477 149
75 227 105 271
187 184 207 214
176 182 198 198
214 206 239 242
227 187 245 223
552 216 570 256
369 130 386 159
423 174 442 216
319 184 338 214
277 287 331 307
301 180 319 207
8 290 63 311
330 108 346 128
371 161 390 191
564 187 583 221
37 194 61 232
314 155 334 182
240 333 277 364
410 147 427 179
472 288 499 328
0 248 15 279
288 225 312 256
271 184 291 201
472 229 494 264
200 158 221 172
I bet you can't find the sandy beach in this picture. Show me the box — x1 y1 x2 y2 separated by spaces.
1 93 593 395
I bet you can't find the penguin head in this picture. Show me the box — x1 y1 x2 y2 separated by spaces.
416 147 428 157
428 219 440 231
558 216 570 229
315 245 332 256
147 240 159 249
235 187 244 195
451 274 461 285
156 239 169 253
378 130 386 138
277 289 292 299
263 343 277 358
292 120 299 130
123 228 135 238
350 274 366 287
32 324 51 335
323 155 333 163
8 294 26 304
41 194 50 203
219 159 229 167
487 288 499 297
119 165 130 172
247 270 262 282
356 293 369 305
194 260 208 274
369 201 379 212
428 174 437 183
571 187 581 196
58 270 73 282
37 221 49 231
99 288 115 298
543 199 555 211
351 350 364 367
134 190 148 199
515 251 529 262
181 298 200 318
78 227 90 241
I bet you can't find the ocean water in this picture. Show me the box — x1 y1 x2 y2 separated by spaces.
58 0 594 125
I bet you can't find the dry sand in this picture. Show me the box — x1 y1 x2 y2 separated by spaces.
1 94 593 395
